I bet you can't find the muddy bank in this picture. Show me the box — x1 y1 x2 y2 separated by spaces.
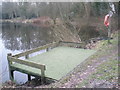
51 25 81 43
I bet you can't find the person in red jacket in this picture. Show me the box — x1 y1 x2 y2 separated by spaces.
104 10 113 27
104 14 110 27
104 13 112 43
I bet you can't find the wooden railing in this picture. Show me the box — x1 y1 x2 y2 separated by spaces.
59 41 85 48
7 41 84 83
12 41 59 58
7 41 59 83
7 56 46 70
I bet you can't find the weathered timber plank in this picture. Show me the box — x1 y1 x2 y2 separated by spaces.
8 56 46 70
59 41 83 45
13 42 59 58
59 41 85 48
10 66 41 76
10 66 53 80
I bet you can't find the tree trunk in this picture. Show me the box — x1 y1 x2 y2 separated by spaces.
53 19 56 24
84 2 91 24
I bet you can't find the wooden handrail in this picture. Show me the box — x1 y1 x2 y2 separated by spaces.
13 41 59 58
59 41 83 45
59 41 85 48
7 56 46 70
7 53 46 83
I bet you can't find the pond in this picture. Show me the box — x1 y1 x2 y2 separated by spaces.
1 22 55 84
0 22 104 84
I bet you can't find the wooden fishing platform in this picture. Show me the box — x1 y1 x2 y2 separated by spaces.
7 41 96 83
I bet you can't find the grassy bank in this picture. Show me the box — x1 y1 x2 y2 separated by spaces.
51 31 118 88
77 37 118 88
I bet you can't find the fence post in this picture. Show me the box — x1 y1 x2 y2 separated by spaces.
41 67 45 84
46 48 49 51
25 54 31 81
7 53 14 81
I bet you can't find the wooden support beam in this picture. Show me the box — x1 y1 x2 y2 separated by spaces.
10 70 14 80
28 75 31 81
41 69 45 84
25 54 31 81
7 53 14 81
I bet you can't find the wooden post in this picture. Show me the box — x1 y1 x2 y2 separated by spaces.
7 53 14 81
25 54 31 81
46 48 49 52
25 54 29 59
10 70 14 80
41 68 45 84
28 75 31 81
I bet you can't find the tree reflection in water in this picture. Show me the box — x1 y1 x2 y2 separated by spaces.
2 22 55 51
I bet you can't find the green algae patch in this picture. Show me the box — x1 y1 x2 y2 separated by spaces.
12 46 96 80
29 46 96 80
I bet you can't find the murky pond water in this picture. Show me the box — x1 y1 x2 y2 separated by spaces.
1 22 55 84
0 22 103 84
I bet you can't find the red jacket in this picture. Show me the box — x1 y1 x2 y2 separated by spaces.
104 14 110 27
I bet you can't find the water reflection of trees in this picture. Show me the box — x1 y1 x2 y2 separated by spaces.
78 25 100 42
2 22 55 51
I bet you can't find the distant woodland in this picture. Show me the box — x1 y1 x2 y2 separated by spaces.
1 2 118 21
